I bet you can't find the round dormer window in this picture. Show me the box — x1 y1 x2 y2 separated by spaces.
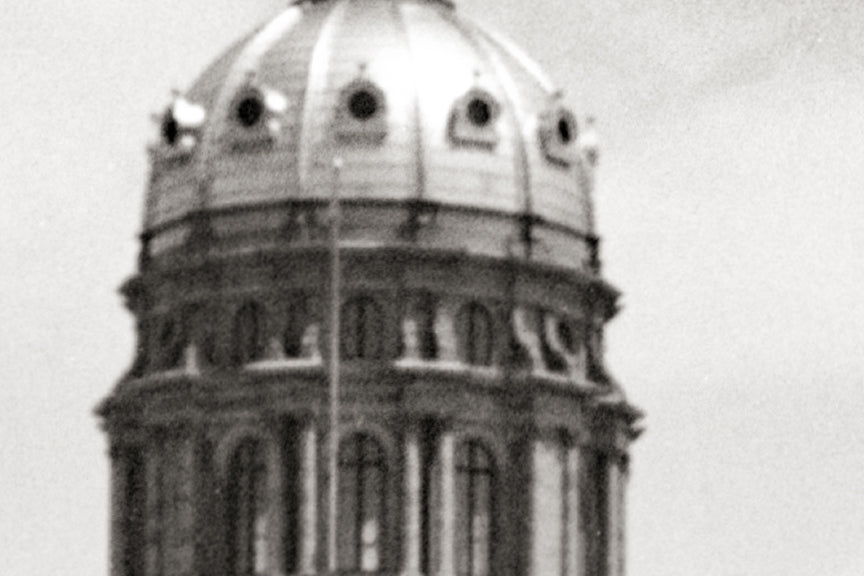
348 89 379 121
557 117 574 144
467 97 492 127
447 89 499 148
538 107 577 166
161 113 179 145
236 96 264 128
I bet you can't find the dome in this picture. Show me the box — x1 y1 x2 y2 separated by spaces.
145 0 599 272
101 5 641 576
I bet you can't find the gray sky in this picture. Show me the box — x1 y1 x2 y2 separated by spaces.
2 1 863 575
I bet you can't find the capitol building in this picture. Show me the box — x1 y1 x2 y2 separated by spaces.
97 1 642 576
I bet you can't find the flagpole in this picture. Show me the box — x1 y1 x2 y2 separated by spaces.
327 156 343 574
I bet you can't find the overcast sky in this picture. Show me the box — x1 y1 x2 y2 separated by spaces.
2 1 863 575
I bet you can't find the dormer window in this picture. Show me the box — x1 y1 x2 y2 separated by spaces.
236 95 264 128
449 88 500 149
538 106 578 167
467 97 493 127
161 114 179 145
158 96 206 151
336 78 388 143
348 89 379 121
226 81 288 151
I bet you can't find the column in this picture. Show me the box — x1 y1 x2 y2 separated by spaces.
144 443 162 576
109 447 127 576
619 461 628 576
607 459 625 576
530 439 564 576
565 447 582 576
173 437 197 576
299 422 318 574
438 432 455 576
403 428 422 575
269 440 286 576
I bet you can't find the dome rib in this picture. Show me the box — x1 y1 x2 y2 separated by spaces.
143 0 597 271
297 0 347 197
441 9 535 251
392 0 427 202
468 21 557 95
196 7 304 210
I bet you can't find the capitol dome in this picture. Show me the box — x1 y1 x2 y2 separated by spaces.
100 3 641 576
146 0 597 271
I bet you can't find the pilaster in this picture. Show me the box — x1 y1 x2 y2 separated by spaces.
298 419 318 575
402 426 423 576
437 431 455 576
109 447 128 576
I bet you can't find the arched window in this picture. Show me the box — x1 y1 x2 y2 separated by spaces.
417 294 438 360
232 302 265 365
130 321 151 377
539 311 568 374
341 296 384 360
455 441 494 576
282 297 308 359
338 434 386 571
157 315 187 370
458 302 494 366
227 439 270 576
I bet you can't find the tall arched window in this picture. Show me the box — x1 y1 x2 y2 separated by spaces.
341 296 384 360
232 302 265 365
227 439 270 576
458 302 494 366
455 441 494 576
338 434 386 571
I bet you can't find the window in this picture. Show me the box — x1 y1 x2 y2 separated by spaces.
417 295 438 360
342 296 384 360
580 450 608 576
283 297 308 359
539 312 568 374
538 107 578 167
236 95 264 128
585 326 606 384
157 315 187 370
448 89 500 149
130 321 151 377
336 79 388 143
348 89 379 121
161 112 179 145
455 441 494 576
228 439 270 576
158 97 205 150
338 434 386 571
232 302 265 365
458 302 493 366
404 293 438 361
225 84 288 151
